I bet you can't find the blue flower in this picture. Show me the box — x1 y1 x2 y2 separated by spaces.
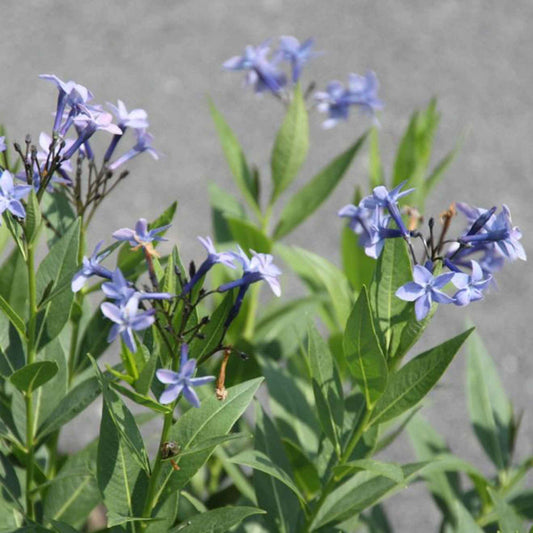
107 129 159 170
315 72 383 129
223 40 287 94
104 101 150 162
0 170 32 222
451 260 492 307
100 296 155 353
338 202 375 235
112 218 170 257
102 268 172 305
359 212 404 259
459 205 526 262
396 265 456 321
182 236 236 296
276 36 318 82
63 109 122 161
156 344 215 407
0 136 6 153
218 247 282 297
71 240 113 292
361 182 413 238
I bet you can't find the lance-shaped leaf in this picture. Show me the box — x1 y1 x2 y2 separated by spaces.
271 85 309 203
341 223 375 292
454 501 484 533
370 329 473 426
0 295 26 342
344 287 388 408
467 331 513 471
488 487 525 533
97 399 148 520
37 376 101 440
253 405 302 533
10 361 58 394
334 459 405 484
208 181 247 244
230 449 305 504
368 237 431 360
168 506 265 533
43 441 101 528
209 99 259 215
309 462 429 530
307 321 343 453
153 378 263 508
35 218 81 348
226 216 272 254
191 292 233 364
24 190 41 245
273 133 367 239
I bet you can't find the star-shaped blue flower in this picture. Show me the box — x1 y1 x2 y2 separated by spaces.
156 344 215 407
0 170 32 222
396 265 456 321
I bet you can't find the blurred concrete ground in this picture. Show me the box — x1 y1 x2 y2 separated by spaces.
1 1 532 530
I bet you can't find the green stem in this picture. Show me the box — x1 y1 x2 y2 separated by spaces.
141 410 174 521
305 405 374 531
25 244 38 519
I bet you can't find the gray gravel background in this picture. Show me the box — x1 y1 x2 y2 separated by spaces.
1 1 532 530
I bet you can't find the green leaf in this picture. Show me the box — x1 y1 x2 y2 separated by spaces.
10 361 58 394
344 286 388 408
191 293 233 364
43 441 101 528
369 127 384 188
392 98 440 210
226 217 271 253
407 416 464 521
154 378 263 508
253 405 302 533
33 338 68 435
454 501 484 533
271 85 309 202
35 218 81 348
273 133 367 239
307 321 343 453
209 99 259 215
467 331 513 470
0 295 26 342
37 376 101 440
93 360 150 474
370 329 473 426
0 247 28 323
341 223 375 291
488 487 525 533
24 190 41 245
74 305 112 372
230 449 305 503
260 357 319 457
174 433 249 458
310 462 429 530
276 244 353 331
41 190 76 246
208 181 247 243
368 238 429 360
169 506 265 533
109 381 171 414
424 142 460 195
335 459 405 484
96 398 148 520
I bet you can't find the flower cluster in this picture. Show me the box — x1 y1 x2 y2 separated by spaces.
340 185 526 320
6 75 158 202
223 36 382 128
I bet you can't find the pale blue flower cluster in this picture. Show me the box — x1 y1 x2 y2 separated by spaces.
37 74 158 189
223 36 382 129
340 184 526 320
